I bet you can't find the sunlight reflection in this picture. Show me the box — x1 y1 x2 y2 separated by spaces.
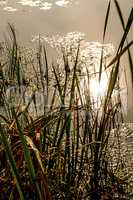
55 0 70 7
0 0 75 11
32 32 115 105
40 2 52 10
17 0 75 10
90 72 108 99
18 0 40 7
0 0 8 6
3 6 17 12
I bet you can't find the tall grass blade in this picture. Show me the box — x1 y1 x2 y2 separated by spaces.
99 0 111 82
114 0 133 86
69 43 80 108
56 113 71 147
117 7 133 52
103 0 111 40
52 64 63 105
43 45 49 97
114 0 125 28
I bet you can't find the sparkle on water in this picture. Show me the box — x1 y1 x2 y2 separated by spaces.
0 0 75 11
32 32 115 102
3 6 17 12
55 0 70 7
0 0 8 6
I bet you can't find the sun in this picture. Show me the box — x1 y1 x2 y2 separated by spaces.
89 72 108 100
79 71 108 106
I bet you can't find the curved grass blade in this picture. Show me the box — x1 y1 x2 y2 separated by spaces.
25 135 45 174
106 40 133 68
114 0 133 87
117 7 133 52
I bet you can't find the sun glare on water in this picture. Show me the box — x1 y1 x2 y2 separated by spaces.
89 72 108 99
32 32 114 106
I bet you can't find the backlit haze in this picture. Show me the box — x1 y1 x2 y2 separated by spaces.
0 0 133 120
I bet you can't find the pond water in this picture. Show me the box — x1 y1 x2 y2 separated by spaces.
0 0 132 44
0 0 133 120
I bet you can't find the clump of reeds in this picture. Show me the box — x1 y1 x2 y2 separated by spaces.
0 0 133 199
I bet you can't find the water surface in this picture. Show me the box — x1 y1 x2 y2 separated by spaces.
0 0 132 43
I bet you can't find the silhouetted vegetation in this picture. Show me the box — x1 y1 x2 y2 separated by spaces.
0 1 133 199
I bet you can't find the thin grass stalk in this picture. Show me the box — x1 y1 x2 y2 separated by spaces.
43 45 49 98
8 24 18 80
31 62 40 89
56 113 71 148
62 56 70 105
75 97 80 173
37 40 46 113
117 7 133 53
52 64 64 105
75 75 84 107
15 54 21 91
69 43 80 108
78 112 89 185
32 92 38 116
53 114 62 147
71 121 75 180
63 113 71 185
50 87 56 110
99 103 120 162
99 0 111 82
